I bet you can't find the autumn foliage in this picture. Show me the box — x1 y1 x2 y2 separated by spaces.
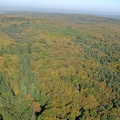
0 12 120 120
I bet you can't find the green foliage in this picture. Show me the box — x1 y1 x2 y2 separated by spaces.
39 38 47 45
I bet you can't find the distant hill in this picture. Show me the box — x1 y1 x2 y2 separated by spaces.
102 15 120 20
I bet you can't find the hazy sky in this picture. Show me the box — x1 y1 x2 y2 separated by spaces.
0 0 120 14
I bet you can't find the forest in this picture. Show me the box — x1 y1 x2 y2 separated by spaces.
0 12 120 120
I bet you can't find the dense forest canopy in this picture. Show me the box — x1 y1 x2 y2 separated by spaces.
0 12 120 120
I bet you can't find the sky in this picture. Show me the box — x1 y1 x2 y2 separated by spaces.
0 0 120 15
